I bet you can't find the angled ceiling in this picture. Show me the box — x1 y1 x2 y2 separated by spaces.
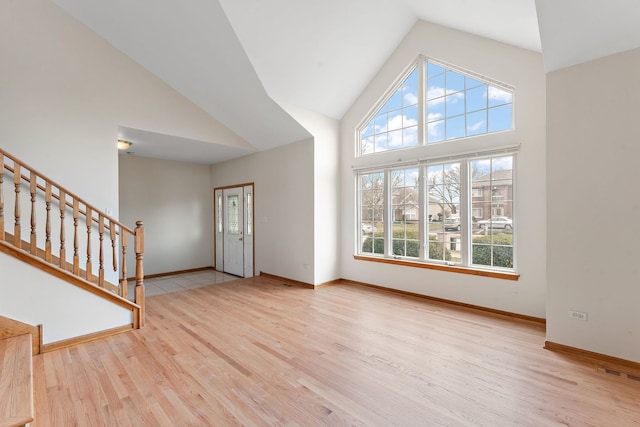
52 0 640 164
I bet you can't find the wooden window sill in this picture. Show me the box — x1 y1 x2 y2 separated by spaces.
353 255 520 281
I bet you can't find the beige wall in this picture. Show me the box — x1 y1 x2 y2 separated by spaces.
340 21 547 318
119 156 214 276
210 139 315 284
546 48 640 362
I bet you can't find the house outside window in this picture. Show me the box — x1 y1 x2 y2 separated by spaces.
356 56 516 272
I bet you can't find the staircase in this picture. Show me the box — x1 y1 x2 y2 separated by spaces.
0 334 33 427
0 148 145 348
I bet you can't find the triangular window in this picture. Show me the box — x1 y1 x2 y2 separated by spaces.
358 58 513 156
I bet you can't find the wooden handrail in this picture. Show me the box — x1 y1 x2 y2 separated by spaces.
0 150 134 235
0 148 144 328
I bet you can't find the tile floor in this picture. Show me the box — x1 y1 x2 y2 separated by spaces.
127 269 239 298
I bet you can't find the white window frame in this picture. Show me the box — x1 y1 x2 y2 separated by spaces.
357 55 514 157
356 152 517 272
354 56 518 275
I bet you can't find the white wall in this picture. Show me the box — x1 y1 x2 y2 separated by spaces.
340 21 547 318
280 103 341 284
0 0 247 339
0 253 132 344
0 0 248 219
119 156 214 276
210 140 315 284
546 48 640 362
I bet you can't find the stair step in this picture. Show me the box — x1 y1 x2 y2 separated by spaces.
0 334 34 427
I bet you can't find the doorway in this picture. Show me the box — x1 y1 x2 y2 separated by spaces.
214 184 254 277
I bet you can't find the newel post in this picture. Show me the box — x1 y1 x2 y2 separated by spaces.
134 221 145 327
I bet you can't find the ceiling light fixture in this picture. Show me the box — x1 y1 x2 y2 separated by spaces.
117 139 133 150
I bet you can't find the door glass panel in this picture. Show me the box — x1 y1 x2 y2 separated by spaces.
246 193 253 236
217 194 223 233
227 195 239 234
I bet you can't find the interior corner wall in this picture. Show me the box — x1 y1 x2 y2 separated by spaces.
119 156 213 276
312 118 341 285
210 139 315 284
546 48 640 362
340 21 547 318
278 102 341 285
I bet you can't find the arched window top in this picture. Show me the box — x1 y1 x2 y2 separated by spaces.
358 58 514 156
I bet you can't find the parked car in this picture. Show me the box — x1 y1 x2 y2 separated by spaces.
444 216 461 231
477 216 512 229
361 222 377 234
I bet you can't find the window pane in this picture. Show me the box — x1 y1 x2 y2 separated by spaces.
383 91 402 112
246 193 253 235
466 110 487 136
403 105 418 127
488 86 513 107
217 195 223 233
446 115 465 140
403 68 419 107
466 85 487 113
465 76 484 89
427 62 445 78
427 120 444 143
360 66 421 154
391 168 419 258
403 126 418 148
356 154 515 271
427 75 445 100
488 104 513 132
361 119 374 137
388 129 403 149
358 60 514 156
374 133 388 152
427 99 445 123
360 173 385 256
445 70 465 93
426 163 460 262
387 112 403 131
374 114 387 133
471 156 514 268
446 93 465 117
361 135 374 155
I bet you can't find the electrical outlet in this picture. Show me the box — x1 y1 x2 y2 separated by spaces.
569 310 588 321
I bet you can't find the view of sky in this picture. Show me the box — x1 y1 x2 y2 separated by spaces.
360 61 513 154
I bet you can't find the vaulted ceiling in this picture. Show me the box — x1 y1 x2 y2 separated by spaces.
52 0 640 164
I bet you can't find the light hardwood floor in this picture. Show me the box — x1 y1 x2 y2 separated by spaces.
32 275 640 426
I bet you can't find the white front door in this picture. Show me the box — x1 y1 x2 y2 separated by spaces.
223 187 244 276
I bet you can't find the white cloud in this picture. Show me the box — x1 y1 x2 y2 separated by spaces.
427 112 443 121
385 114 418 148
488 86 512 103
467 120 485 131
427 121 443 140
387 115 404 131
427 85 464 105
404 93 418 105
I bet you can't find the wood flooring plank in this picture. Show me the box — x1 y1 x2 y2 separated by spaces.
30 275 640 426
